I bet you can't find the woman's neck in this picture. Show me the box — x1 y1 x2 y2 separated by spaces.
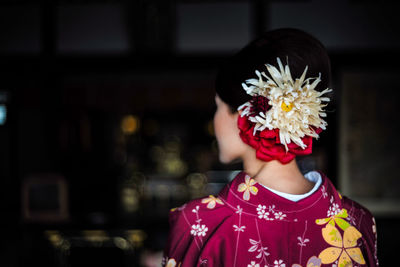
242 150 315 195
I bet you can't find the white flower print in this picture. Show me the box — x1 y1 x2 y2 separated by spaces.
236 205 243 215
327 203 340 217
191 205 203 224
248 239 259 252
190 224 208 237
256 246 270 259
257 205 270 219
273 259 285 267
247 261 260 267
346 212 356 226
327 196 340 217
372 217 377 236
268 205 276 212
192 205 200 214
190 224 199 236
233 225 246 232
199 258 208 265
248 239 270 259
372 217 379 264
297 236 309 247
257 204 287 221
321 185 328 198
197 225 208 237
274 211 287 220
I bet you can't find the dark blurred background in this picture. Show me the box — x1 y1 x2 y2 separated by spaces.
0 0 399 266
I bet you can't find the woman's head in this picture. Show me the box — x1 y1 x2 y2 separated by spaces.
215 28 331 112
213 94 248 163
214 28 332 164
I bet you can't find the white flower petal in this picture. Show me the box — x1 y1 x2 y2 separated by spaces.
265 64 284 88
240 58 330 150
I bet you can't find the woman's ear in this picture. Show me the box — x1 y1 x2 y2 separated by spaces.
228 110 239 122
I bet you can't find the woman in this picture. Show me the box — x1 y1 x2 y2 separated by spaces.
162 28 378 267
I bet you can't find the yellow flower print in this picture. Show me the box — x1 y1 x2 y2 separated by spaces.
201 195 224 209
237 175 258 201
319 224 366 267
316 209 350 231
166 258 176 267
165 258 181 267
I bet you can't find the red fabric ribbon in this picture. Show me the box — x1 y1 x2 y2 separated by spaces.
237 115 322 164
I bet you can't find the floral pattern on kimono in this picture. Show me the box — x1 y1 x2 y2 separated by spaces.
163 171 378 267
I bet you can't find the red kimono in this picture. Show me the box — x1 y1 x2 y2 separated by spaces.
162 171 379 267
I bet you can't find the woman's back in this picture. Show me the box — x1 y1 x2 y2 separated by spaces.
163 171 378 267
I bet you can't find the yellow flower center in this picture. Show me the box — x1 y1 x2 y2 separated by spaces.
281 102 293 112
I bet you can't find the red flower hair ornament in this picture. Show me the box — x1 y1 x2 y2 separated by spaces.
237 58 332 164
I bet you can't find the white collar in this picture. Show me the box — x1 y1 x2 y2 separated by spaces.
259 171 322 202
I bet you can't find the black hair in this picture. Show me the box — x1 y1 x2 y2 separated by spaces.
215 28 331 112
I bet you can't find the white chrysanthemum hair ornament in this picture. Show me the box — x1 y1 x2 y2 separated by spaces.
237 57 332 164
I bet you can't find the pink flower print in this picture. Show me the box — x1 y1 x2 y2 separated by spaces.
238 175 258 201
201 195 224 209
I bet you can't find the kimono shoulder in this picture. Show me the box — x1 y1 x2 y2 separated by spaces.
162 194 233 267
341 195 379 266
